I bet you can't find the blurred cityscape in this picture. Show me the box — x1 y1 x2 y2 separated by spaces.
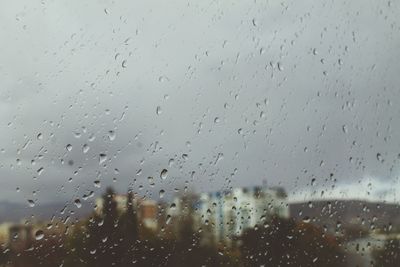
0 183 399 266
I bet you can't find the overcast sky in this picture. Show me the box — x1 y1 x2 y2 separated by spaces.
0 0 399 207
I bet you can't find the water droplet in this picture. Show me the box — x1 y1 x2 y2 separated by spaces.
74 198 82 208
156 106 162 115
160 169 168 180
377 153 384 163
37 133 43 140
66 144 72 151
252 18 258 27
158 76 169 82
35 230 44 240
88 134 96 142
342 125 348 133
121 60 128 68
82 144 90 154
214 153 224 165
159 189 165 198
94 180 101 188
28 199 35 207
148 176 155 186
108 130 116 141
124 37 131 45
104 8 109 15
37 167 44 175
311 178 316 186
214 117 220 123
99 154 107 164
182 154 189 160
168 158 174 167
166 215 171 225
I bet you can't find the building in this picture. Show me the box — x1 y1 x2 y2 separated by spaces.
95 195 159 231
164 185 289 245
196 186 288 244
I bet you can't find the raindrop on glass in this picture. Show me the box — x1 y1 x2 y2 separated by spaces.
108 130 116 141
311 178 316 186
342 125 348 134
122 60 128 68
159 189 165 198
74 198 82 208
156 106 162 115
35 230 44 240
94 180 101 188
28 199 35 207
37 167 44 176
168 158 174 167
82 144 90 154
160 169 168 180
99 154 107 164
377 153 384 163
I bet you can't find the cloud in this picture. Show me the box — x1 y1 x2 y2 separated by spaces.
0 0 399 205
289 176 400 204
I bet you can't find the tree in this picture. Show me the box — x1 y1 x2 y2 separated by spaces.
374 239 400 267
86 187 121 267
240 216 347 267
0 244 9 266
10 234 66 267
119 189 139 266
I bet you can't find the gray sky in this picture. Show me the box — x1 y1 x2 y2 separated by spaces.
0 0 399 206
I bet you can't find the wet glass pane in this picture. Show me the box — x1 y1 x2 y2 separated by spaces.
0 0 399 266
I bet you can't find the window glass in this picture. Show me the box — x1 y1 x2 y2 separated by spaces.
0 1 399 266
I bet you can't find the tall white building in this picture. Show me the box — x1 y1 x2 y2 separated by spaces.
196 186 288 244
